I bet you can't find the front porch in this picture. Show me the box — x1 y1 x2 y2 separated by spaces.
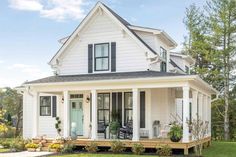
30 76 213 146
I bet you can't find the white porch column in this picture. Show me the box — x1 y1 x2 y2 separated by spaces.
132 88 140 141
63 90 70 137
203 95 208 122
91 89 98 140
182 86 190 142
192 90 198 120
208 96 211 136
146 89 153 139
32 92 39 138
198 93 203 119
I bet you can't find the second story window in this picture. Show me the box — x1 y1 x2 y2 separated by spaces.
185 66 190 74
160 47 167 72
94 43 109 71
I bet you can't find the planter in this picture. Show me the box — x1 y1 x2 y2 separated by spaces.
170 136 181 142
50 148 59 153
27 148 36 152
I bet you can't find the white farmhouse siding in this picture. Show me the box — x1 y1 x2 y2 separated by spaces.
23 92 34 138
58 12 149 75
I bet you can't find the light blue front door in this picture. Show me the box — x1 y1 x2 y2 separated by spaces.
70 99 83 136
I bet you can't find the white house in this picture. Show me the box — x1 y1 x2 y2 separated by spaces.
18 2 217 154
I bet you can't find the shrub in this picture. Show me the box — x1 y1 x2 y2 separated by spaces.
25 143 38 149
10 138 27 152
110 140 125 154
0 140 11 148
85 142 98 153
49 143 63 152
61 143 75 153
156 145 172 156
132 143 145 155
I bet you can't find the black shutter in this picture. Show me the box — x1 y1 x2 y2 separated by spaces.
52 96 57 117
112 93 117 116
90 93 92 122
117 92 122 125
88 44 93 73
111 42 116 72
140 91 145 128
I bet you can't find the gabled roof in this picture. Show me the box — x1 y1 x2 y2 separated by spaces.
49 2 161 65
170 52 195 65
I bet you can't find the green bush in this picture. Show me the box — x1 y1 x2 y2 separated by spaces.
132 143 145 155
61 143 75 153
156 145 172 156
85 142 98 153
10 138 27 152
0 140 11 148
110 140 125 154
49 143 63 152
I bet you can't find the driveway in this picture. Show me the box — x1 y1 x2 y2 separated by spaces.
0 151 55 157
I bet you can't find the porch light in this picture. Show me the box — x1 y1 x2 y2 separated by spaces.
62 98 64 103
86 95 90 103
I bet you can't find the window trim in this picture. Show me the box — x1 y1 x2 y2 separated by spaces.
124 92 133 126
40 96 52 116
94 43 110 72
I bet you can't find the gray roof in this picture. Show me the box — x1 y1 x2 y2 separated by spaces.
25 71 186 84
170 59 184 72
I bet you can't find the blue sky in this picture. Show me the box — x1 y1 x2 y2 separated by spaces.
0 0 206 87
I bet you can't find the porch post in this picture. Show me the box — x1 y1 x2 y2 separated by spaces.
182 86 190 142
63 90 70 137
146 89 153 139
132 88 140 141
203 95 208 122
208 96 211 136
198 93 203 119
192 90 198 120
32 91 39 138
91 89 98 140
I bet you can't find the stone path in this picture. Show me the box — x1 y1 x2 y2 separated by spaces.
0 151 55 157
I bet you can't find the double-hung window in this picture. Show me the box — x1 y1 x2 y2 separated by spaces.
160 47 167 72
40 96 51 116
94 43 109 71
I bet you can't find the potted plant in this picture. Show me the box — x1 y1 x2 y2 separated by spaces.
25 143 38 152
48 143 63 152
109 111 120 138
168 123 183 142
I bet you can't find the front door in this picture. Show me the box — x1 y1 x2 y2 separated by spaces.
70 98 83 136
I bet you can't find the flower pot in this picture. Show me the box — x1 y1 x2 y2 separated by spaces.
50 148 58 152
27 148 36 152
170 136 181 142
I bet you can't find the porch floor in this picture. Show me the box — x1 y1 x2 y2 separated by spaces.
71 137 211 155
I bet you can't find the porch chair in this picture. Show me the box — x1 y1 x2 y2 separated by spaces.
119 120 133 139
97 121 106 139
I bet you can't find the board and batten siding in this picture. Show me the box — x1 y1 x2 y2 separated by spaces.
58 12 149 75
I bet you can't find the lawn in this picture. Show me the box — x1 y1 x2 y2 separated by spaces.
54 141 236 157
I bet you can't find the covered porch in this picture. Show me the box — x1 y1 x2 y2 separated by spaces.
30 75 214 145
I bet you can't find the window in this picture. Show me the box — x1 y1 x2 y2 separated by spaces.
97 93 110 125
124 92 133 125
160 47 167 72
40 96 51 116
94 43 109 71
160 47 167 60
161 62 167 72
185 66 190 74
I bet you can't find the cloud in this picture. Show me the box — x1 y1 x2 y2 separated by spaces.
8 0 87 21
0 60 4 64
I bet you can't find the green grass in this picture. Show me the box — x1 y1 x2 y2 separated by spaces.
55 141 236 157
202 141 236 157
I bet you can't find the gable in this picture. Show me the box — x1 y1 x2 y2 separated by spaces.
49 2 159 66
56 9 150 75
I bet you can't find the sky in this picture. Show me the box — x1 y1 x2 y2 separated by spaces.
0 0 206 87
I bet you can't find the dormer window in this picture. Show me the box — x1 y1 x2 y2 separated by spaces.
94 43 109 71
160 47 167 72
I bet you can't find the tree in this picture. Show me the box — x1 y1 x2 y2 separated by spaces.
205 0 236 140
0 88 23 136
184 0 236 141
